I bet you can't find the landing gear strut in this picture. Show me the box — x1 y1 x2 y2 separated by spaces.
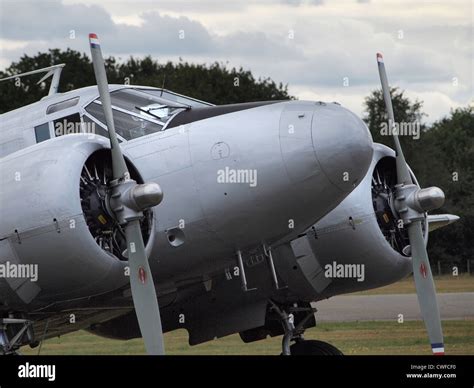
0 317 36 355
270 302 343 356
270 301 315 355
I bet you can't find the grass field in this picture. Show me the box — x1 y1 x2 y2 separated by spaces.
355 274 474 295
21 274 474 355
22 319 474 355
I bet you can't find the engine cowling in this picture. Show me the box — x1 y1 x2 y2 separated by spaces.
273 143 424 301
0 135 139 309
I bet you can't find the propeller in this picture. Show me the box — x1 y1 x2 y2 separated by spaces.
376 53 445 355
89 33 165 355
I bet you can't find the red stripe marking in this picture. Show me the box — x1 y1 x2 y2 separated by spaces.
420 262 427 279
138 267 147 285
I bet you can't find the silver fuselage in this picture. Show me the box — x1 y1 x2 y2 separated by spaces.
0 87 374 307
1 85 425 345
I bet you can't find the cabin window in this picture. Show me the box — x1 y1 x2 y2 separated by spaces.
46 97 80 114
34 123 51 143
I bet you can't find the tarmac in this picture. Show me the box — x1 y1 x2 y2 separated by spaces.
314 292 474 322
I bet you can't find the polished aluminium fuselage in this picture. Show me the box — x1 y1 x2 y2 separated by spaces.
0 95 374 310
130 100 375 289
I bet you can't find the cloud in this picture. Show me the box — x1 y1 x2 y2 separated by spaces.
0 0 471 122
0 0 116 40
0 2 302 59
281 0 324 6
107 11 216 55
64 0 249 15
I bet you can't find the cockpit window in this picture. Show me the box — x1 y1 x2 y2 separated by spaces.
110 89 186 122
140 89 212 108
85 101 163 140
85 87 211 140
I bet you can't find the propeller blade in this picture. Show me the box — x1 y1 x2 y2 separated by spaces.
376 52 444 355
88 33 129 181
427 214 460 232
89 33 165 355
408 221 444 355
125 220 165 355
376 53 413 186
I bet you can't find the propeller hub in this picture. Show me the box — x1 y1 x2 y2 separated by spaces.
108 179 162 225
131 183 163 211
393 183 445 225
414 186 445 212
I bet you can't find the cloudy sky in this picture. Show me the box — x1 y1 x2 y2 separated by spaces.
0 0 472 121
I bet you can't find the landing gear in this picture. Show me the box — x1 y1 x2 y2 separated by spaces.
290 340 343 355
0 317 35 355
270 301 343 356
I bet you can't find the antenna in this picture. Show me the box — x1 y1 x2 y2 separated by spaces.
0 63 65 96
160 73 166 97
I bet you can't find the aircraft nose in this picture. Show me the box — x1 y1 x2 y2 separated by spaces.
312 103 373 192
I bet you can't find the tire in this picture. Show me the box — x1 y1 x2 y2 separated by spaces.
290 340 343 355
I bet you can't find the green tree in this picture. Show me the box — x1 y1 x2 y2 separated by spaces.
362 87 426 162
0 49 291 113
0 49 96 112
420 107 474 268
363 87 473 270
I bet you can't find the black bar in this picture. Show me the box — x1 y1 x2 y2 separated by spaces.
0 356 472 387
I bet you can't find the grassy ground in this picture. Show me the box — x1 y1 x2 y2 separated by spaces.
22 319 474 355
21 275 474 355
354 274 474 295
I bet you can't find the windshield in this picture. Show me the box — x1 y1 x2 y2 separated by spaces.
111 89 188 122
84 88 212 141
140 89 212 109
85 102 163 140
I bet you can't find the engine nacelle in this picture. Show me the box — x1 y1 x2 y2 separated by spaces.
273 143 423 301
0 135 130 310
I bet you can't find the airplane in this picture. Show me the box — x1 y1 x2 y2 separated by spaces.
0 34 459 355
